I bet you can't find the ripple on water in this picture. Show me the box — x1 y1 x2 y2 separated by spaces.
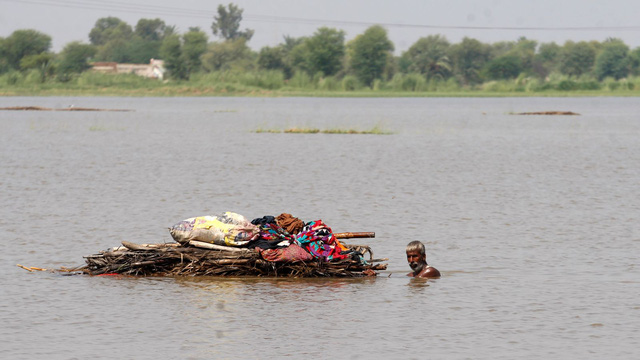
2 97 640 358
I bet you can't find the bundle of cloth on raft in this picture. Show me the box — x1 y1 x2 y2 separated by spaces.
169 212 364 264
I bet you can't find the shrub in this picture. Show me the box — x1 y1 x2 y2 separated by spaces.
56 73 74 83
24 69 45 84
312 72 323 87
524 78 541 92
481 80 517 92
556 80 578 91
237 70 284 89
289 71 313 89
1 71 21 85
578 80 601 90
534 82 554 91
441 77 461 92
603 77 620 91
624 80 635 90
318 76 339 91
390 73 425 91
341 75 360 91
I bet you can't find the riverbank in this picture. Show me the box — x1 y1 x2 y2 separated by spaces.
2 72 639 97
4 87 640 98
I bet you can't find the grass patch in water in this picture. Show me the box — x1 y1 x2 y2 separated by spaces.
255 125 393 135
254 127 282 133
89 125 108 131
284 127 320 134
89 125 125 131
321 128 361 134
322 125 393 135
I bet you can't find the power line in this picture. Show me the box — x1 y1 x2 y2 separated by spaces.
3 0 640 32
2 0 214 18
247 16 640 31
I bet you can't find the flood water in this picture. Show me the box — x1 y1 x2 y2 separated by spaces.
1 96 639 359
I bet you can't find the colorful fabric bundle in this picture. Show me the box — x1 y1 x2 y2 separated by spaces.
257 244 314 263
258 223 294 242
251 215 295 245
276 213 305 235
294 220 349 261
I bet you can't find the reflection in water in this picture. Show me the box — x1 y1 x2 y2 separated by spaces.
174 276 377 302
170 276 384 358
407 277 433 289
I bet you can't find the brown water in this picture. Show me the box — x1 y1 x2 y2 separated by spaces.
1 96 639 359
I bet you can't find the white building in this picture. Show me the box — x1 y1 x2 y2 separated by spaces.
91 59 165 79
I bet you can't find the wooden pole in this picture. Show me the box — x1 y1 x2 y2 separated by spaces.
334 232 375 239
188 240 254 253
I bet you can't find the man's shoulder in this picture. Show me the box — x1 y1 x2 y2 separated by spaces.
419 266 441 278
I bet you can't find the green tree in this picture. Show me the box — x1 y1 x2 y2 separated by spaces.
559 41 596 76
118 18 168 63
126 36 161 63
396 55 411 73
211 3 254 41
160 34 188 80
182 27 208 74
489 41 515 58
449 37 490 85
2 29 52 70
57 42 97 74
0 37 7 73
89 17 136 62
506 37 537 74
89 17 133 46
348 25 394 87
594 38 630 80
282 35 305 52
533 42 561 78
293 27 345 76
164 25 178 37
201 38 255 72
402 35 452 80
257 36 305 78
19 52 54 82
135 18 166 42
288 41 312 75
629 47 640 76
258 46 287 72
95 38 132 63
483 55 522 80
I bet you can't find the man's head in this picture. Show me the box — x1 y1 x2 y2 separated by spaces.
406 241 427 273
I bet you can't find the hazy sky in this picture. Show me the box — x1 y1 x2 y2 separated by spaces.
2 0 640 53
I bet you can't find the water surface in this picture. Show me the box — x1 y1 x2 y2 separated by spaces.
1 96 638 359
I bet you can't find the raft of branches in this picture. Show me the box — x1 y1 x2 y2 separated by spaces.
79 241 388 277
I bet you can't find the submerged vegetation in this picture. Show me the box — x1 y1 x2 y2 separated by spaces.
255 125 393 134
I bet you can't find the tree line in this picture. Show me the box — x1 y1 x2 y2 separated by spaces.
2 3 640 90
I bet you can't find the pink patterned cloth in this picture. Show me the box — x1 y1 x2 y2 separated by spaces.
257 244 313 263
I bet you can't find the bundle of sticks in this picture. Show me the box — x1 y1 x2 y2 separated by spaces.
81 232 387 277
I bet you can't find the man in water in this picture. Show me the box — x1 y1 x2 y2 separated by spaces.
406 241 441 278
